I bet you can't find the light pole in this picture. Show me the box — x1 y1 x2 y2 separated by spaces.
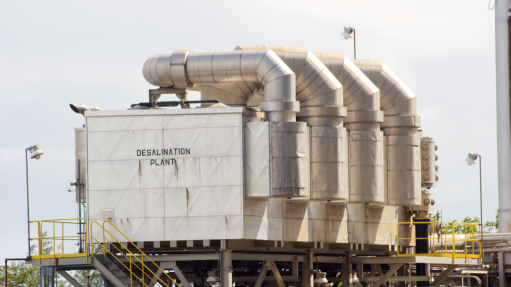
465 153 483 255
341 26 356 59
25 145 44 257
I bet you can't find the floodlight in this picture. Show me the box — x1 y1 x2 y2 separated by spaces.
341 27 354 40
27 145 44 160
465 153 478 166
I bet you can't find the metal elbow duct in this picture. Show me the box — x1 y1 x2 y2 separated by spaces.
235 46 346 127
143 49 299 122
352 60 421 205
235 46 347 201
352 60 420 135
313 53 382 129
313 52 384 203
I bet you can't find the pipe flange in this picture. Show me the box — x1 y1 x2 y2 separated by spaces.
261 100 300 113
170 49 194 89
345 110 384 123
142 49 194 88
297 106 347 117
381 115 421 128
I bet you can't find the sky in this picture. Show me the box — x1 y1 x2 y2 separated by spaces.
0 0 498 262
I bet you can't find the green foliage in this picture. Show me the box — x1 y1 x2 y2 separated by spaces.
442 217 481 234
443 211 500 234
484 209 500 233
1 230 72 287
0 261 39 286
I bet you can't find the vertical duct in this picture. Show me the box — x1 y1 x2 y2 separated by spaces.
143 49 300 122
351 60 421 206
314 53 384 203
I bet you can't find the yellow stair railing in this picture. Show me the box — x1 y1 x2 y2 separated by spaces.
90 220 182 287
29 218 88 264
397 221 482 263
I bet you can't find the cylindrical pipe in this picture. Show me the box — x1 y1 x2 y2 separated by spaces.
449 275 482 286
143 49 299 122
495 0 511 234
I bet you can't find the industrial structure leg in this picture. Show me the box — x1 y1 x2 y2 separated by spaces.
396 264 406 287
302 253 314 287
414 218 431 287
220 250 233 287
255 261 271 287
268 261 286 287
341 262 352 287
254 261 286 287
499 252 504 287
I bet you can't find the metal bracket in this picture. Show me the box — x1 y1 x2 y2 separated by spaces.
149 88 188 107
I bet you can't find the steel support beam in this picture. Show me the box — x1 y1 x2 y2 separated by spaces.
341 260 352 287
255 261 271 287
373 263 403 287
303 253 314 287
161 261 191 287
357 276 429 282
147 268 163 287
499 252 504 287
58 271 83 287
432 265 458 287
220 250 232 287
268 261 286 287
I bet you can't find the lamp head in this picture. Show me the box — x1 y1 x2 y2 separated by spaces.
27 145 44 160
70 104 102 116
341 27 355 40
314 271 328 285
465 153 478 166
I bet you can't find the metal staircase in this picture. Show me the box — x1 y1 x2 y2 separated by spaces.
90 221 182 287
92 255 136 287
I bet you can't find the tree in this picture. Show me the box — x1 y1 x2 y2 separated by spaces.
443 211 500 234
0 231 69 287
484 209 499 233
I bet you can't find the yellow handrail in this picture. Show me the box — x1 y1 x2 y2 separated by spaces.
29 218 88 264
90 220 182 287
396 221 482 263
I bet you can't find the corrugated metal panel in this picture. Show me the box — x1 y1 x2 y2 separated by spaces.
270 122 308 197
245 122 271 197
87 110 244 242
310 127 348 200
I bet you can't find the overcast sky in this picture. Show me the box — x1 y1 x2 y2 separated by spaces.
0 0 498 262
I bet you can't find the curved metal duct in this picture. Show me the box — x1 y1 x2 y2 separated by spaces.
232 46 347 201
234 46 345 127
312 52 384 204
352 60 419 134
351 60 421 205
143 49 299 122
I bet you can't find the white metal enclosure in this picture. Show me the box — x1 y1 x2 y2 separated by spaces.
81 45 439 247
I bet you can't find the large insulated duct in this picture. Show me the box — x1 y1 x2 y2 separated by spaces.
351 60 421 206
232 46 348 201
313 53 384 203
143 49 299 122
